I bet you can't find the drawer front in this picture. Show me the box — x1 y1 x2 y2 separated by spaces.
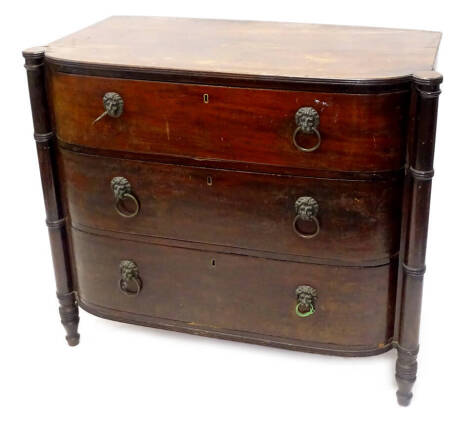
50 72 408 173
72 229 396 349
59 148 402 264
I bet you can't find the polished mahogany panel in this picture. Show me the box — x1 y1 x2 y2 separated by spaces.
58 148 402 264
45 17 441 81
50 72 408 173
72 228 396 349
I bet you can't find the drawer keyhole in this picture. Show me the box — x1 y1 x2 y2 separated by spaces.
203 93 209 104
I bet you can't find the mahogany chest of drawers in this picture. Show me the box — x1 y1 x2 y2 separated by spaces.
23 17 442 405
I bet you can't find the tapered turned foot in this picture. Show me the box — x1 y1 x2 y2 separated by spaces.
395 345 418 406
57 291 80 346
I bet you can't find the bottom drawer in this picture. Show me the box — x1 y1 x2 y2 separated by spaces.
72 229 397 355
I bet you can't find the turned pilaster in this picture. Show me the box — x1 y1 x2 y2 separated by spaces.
395 71 442 406
23 47 80 346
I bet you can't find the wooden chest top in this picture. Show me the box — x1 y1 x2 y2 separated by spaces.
43 16 441 81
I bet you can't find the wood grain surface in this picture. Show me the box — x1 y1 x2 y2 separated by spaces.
50 72 409 173
45 16 441 80
58 148 402 264
72 228 397 349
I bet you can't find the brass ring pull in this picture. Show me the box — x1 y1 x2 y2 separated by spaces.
296 302 315 317
293 196 320 239
295 285 317 318
292 106 321 152
119 260 142 296
110 176 140 218
292 126 321 152
119 276 142 296
115 193 140 218
293 214 320 239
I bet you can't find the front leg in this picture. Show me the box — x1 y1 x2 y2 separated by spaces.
24 48 80 346
395 72 442 406
58 291 80 346
396 345 418 406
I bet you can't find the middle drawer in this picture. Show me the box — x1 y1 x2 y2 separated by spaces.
58 147 402 264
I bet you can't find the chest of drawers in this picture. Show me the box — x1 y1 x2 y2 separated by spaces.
23 17 442 405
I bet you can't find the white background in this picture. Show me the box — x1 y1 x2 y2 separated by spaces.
1 1 469 423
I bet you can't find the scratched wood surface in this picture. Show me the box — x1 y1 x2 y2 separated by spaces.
73 228 396 348
58 147 402 265
44 16 441 80
49 72 408 173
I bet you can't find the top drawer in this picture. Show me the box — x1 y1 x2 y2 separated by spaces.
49 72 408 173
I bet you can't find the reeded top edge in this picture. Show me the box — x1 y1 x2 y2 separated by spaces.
42 16 442 83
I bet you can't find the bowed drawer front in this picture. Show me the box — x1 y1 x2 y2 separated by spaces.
73 229 396 353
58 148 402 264
50 72 408 173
